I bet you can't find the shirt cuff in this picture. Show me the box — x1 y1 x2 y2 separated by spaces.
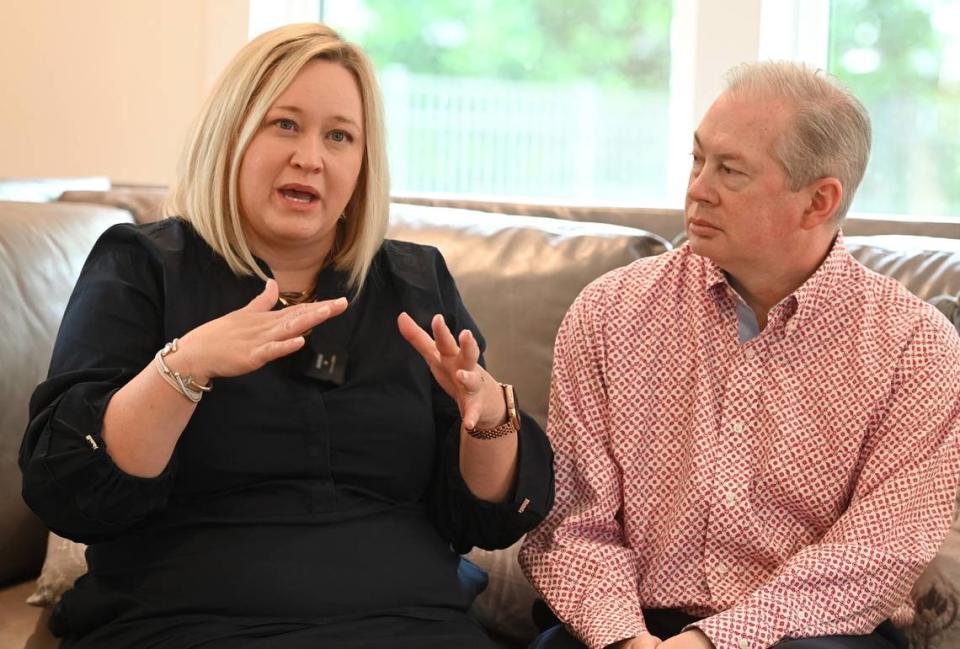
438 412 554 552
688 603 788 649
568 589 648 649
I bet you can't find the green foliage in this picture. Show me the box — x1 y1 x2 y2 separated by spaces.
829 0 960 216
829 0 944 100
336 0 672 90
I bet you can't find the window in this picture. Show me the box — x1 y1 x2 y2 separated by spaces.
322 0 674 205
251 1 960 218
828 0 960 218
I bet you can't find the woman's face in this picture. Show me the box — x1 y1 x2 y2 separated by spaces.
238 59 365 263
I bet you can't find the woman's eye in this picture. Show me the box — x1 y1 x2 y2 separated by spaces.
275 118 297 131
329 130 353 143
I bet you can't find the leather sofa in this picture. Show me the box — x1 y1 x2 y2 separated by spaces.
2 182 960 648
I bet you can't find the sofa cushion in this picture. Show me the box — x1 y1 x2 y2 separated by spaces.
59 186 168 225
0 201 133 589
386 204 670 642
387 202 671 429
846 235 960 305
0 579 57 649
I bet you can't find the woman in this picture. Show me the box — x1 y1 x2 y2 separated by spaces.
20 23 553 648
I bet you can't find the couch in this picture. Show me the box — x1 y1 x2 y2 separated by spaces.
2 180 960 649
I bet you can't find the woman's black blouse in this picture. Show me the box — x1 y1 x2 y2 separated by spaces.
19 219 553 648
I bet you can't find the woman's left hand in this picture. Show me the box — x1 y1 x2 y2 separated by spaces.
397 312 507 430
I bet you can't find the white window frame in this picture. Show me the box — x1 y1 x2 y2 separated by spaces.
249 0 827 205
251 0 958 223
666 0 830 201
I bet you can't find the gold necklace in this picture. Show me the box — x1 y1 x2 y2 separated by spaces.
277 287 316 307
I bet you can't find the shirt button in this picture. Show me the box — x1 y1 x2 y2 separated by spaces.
715 564 728 575
744 347 756 360
725 492 737 506
732 421 744 433
739 641 750 649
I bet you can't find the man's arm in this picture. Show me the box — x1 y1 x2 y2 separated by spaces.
692 317 960 649
520 278 653 649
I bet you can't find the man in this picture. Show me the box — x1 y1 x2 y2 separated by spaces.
519 61 960 649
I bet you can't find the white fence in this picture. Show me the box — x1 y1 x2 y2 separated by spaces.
380 69 672 203
379 70 960 216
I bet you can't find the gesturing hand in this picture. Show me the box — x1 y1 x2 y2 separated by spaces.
397 312 507 430
170 279 348 382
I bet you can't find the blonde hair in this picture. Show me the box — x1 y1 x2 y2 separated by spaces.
724 61 871 222
165 23 389 292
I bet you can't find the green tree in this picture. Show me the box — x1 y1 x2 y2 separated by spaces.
335 0 672 90
829 0 960 216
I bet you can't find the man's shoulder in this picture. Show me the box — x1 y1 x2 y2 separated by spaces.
578 245 702 309
846 255 960 351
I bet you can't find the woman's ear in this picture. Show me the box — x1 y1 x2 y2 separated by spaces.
801 177 843 230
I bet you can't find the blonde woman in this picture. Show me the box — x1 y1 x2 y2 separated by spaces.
21 23 552 649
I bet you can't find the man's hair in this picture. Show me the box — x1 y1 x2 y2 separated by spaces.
723 61 871 222
165 23 389 292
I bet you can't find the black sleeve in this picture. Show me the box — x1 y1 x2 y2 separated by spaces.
425 252 555 553
19 223 177 544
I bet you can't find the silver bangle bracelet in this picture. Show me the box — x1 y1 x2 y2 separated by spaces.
154 338 212 403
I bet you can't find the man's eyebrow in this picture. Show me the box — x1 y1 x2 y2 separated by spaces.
693 132 747 162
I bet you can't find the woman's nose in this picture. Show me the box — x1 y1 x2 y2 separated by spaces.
290 138 324 173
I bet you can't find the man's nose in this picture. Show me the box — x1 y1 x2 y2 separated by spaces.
686 165 718 204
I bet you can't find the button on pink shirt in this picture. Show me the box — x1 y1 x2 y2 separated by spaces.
520 237 960 649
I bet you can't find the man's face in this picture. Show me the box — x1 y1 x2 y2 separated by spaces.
685 92 811 277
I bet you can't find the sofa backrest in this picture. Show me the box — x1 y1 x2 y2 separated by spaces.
0 201 133 586
847 235 960 303
387 202 671 428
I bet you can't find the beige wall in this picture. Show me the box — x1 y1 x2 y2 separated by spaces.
0 0 248 186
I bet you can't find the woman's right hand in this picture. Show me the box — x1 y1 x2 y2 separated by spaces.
165 279 348 383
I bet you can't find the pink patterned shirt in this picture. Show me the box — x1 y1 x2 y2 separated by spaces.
519 237 960 649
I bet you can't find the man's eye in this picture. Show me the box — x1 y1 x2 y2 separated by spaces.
721 164 739 175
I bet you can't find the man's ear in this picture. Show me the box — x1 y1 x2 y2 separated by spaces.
801 177 843 230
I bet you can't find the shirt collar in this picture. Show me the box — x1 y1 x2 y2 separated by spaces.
788 231 853 334
699 231 853 335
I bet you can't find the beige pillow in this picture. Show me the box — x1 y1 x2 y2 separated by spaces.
903 498 960 649
26 533 87 607
467 538 540 642
59 186 168 224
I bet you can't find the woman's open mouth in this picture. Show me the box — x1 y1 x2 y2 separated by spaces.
277 184 320 207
